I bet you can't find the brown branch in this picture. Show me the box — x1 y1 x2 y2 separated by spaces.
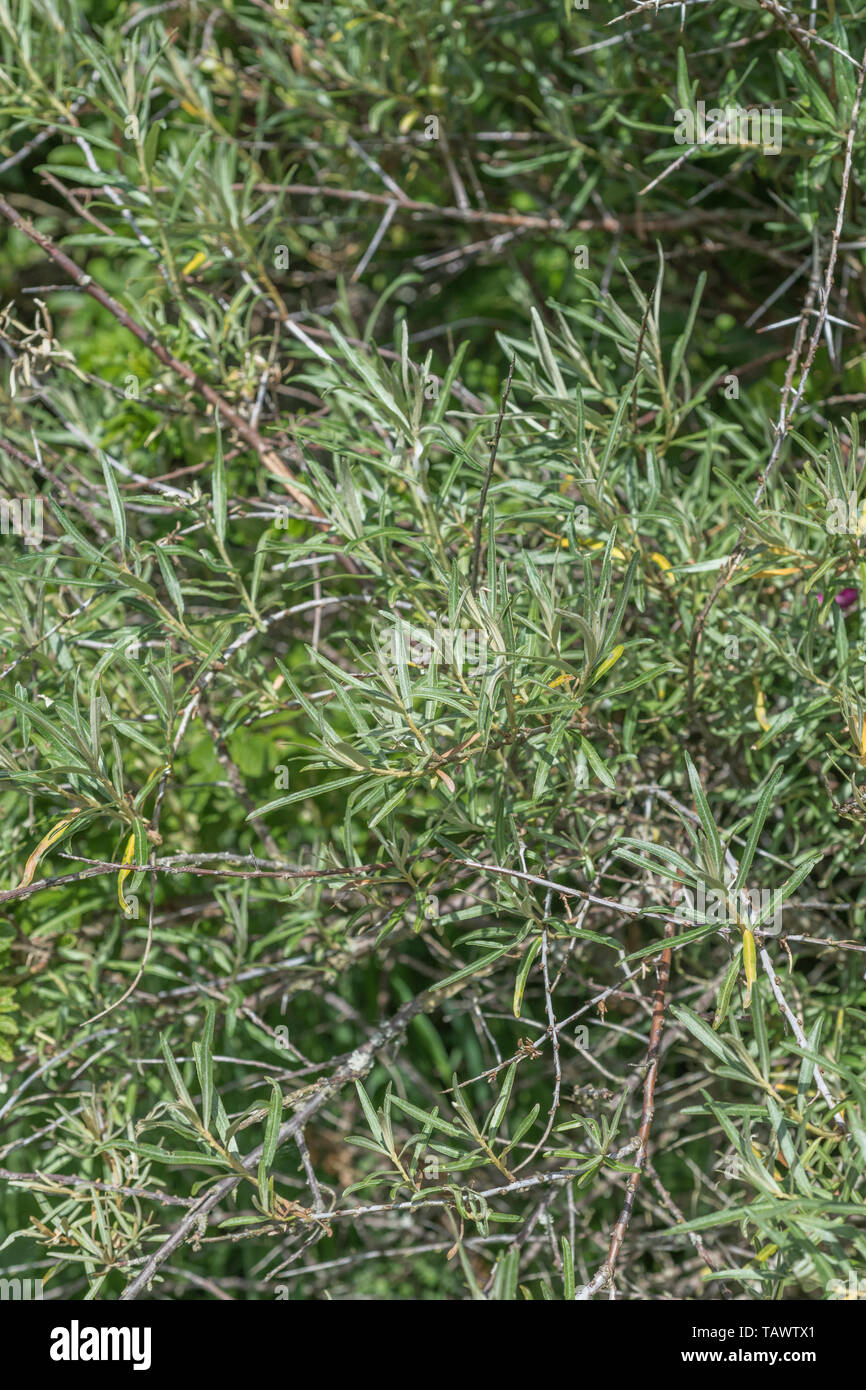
0 193 323 518
231 185 770 239
0 857 398 907
0 1166 193 1208
129 180 772 237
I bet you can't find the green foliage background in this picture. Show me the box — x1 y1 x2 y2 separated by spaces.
1 0 866 1301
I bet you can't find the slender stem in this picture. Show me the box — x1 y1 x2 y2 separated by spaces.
470 357 515 594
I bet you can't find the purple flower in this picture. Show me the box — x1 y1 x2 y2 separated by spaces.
815 588 858 611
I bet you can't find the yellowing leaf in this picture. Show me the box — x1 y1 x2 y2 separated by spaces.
181 251 207 277
649 551 671 571
742 928 757 1007
593 645 624 682
118 832 136 915
17 810 83 889
754 680 770 732
583 539 626 560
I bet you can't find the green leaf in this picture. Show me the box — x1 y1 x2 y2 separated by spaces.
734 766 782 892
160 1034 196 1114
713 946 743 1030
685 753 724 879
257 1079 284 1199
212 425 227 544
355 1081 384 1144
100 453 127 552
192 1003 216 1129
671 1004 740 1066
